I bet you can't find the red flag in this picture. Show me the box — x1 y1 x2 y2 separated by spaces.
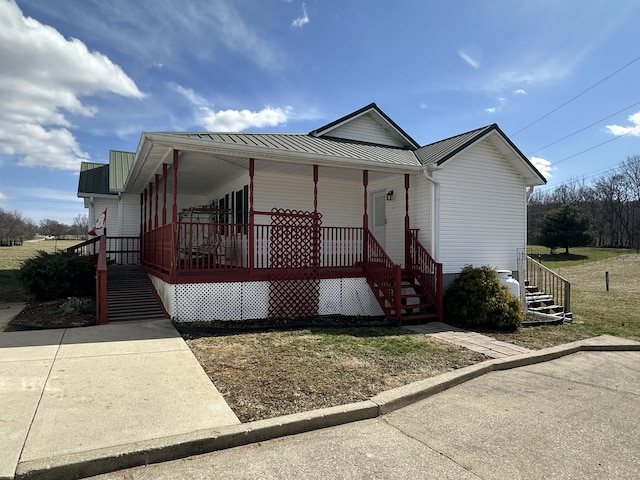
88 209 107 236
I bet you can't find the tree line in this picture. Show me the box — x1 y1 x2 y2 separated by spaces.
0 208 88 245
529 154 640 251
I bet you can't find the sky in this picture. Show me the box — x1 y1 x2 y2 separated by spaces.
1 0 640 225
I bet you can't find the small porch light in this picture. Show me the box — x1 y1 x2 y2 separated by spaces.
386 190 394 201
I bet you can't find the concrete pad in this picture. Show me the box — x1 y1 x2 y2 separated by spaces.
57 320 186 358
0 329 64 362
518 350 640 396
89 418 481 480
20 346 239 462
0 360 52 480
385 351 640 480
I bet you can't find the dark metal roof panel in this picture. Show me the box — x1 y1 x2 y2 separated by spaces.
166 132 422 167
78 162 111 195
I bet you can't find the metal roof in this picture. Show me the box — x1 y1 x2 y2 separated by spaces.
162 132 422 167
108 150 135 191
77 162 112 196
415 125 494 166
415 123 546 185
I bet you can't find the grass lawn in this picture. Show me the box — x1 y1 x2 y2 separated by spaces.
0 239 83 302
491 248 640 348
526 245 633 269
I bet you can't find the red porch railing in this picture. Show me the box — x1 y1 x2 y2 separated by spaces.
406 228 443 321
96 236 108 324
143 224 174 275
67 236 101 259
363 227 402 322
142 222 365 279
68 236 140 265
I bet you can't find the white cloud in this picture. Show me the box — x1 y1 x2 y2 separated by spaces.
292 3 310 27
513 89 527 95
458 49 480 69
203 107 291 131
21 0 283 71
531 156 553 179
0 191 11 201
0 1 143 171
485 97 506 114
605 111 640 137
175 85 292 132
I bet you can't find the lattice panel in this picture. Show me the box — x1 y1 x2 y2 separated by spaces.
174 283 241 321
268 208 322 319
318 279 342 315
341 277 384 316
169 278 384 322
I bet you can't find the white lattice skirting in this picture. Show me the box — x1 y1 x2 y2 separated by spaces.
148 275 384 322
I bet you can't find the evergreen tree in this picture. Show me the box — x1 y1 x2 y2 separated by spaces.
537 204 593 254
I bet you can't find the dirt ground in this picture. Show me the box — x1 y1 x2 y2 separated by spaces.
6 300 95 330
186 330 486 422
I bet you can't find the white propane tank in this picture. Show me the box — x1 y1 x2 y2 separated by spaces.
496 269 520 298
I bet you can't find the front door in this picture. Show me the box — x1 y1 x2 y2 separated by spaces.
370 190 386 249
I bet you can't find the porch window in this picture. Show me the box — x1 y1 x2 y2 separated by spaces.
235 185 249 232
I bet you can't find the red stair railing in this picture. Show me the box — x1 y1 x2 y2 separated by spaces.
363 228 401 322
406 229 443 322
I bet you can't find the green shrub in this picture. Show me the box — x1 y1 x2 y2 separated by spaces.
18 251 95 300
444 265 524 330
61 296 94 315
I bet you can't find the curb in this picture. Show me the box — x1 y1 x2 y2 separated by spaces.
14 335 640 480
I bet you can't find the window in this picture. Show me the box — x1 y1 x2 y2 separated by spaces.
235 185 249 232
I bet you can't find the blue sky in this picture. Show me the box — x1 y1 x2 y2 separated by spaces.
1 0 640 225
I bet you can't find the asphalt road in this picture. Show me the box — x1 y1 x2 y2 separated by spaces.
89 350 640 480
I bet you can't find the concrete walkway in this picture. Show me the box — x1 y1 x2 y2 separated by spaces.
405 322 532 358
0 319 239 480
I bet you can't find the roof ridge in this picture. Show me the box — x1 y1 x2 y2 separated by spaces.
156 131 308 136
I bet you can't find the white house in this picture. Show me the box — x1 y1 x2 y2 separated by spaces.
77 103 546 324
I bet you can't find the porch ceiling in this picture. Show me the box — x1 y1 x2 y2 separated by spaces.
130 143 405 197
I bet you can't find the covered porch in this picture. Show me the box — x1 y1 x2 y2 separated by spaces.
131 143 442 323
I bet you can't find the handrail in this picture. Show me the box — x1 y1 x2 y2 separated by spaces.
525 255 571 315
67 236 100 258
363 227 401 321
67 236 140 265
406 229 443 322
96 236 108 325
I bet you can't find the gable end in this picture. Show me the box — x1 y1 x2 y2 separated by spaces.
309 103 419 149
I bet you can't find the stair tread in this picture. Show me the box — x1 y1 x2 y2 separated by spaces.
529 305 564 312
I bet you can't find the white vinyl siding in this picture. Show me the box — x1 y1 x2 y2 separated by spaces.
326 115 405 147
118 194 141 235
436 140 526 274
253 170 368 227
408 174 432 252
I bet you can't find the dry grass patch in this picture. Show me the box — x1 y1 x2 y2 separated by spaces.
186 328 486 422
491 253 640 348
